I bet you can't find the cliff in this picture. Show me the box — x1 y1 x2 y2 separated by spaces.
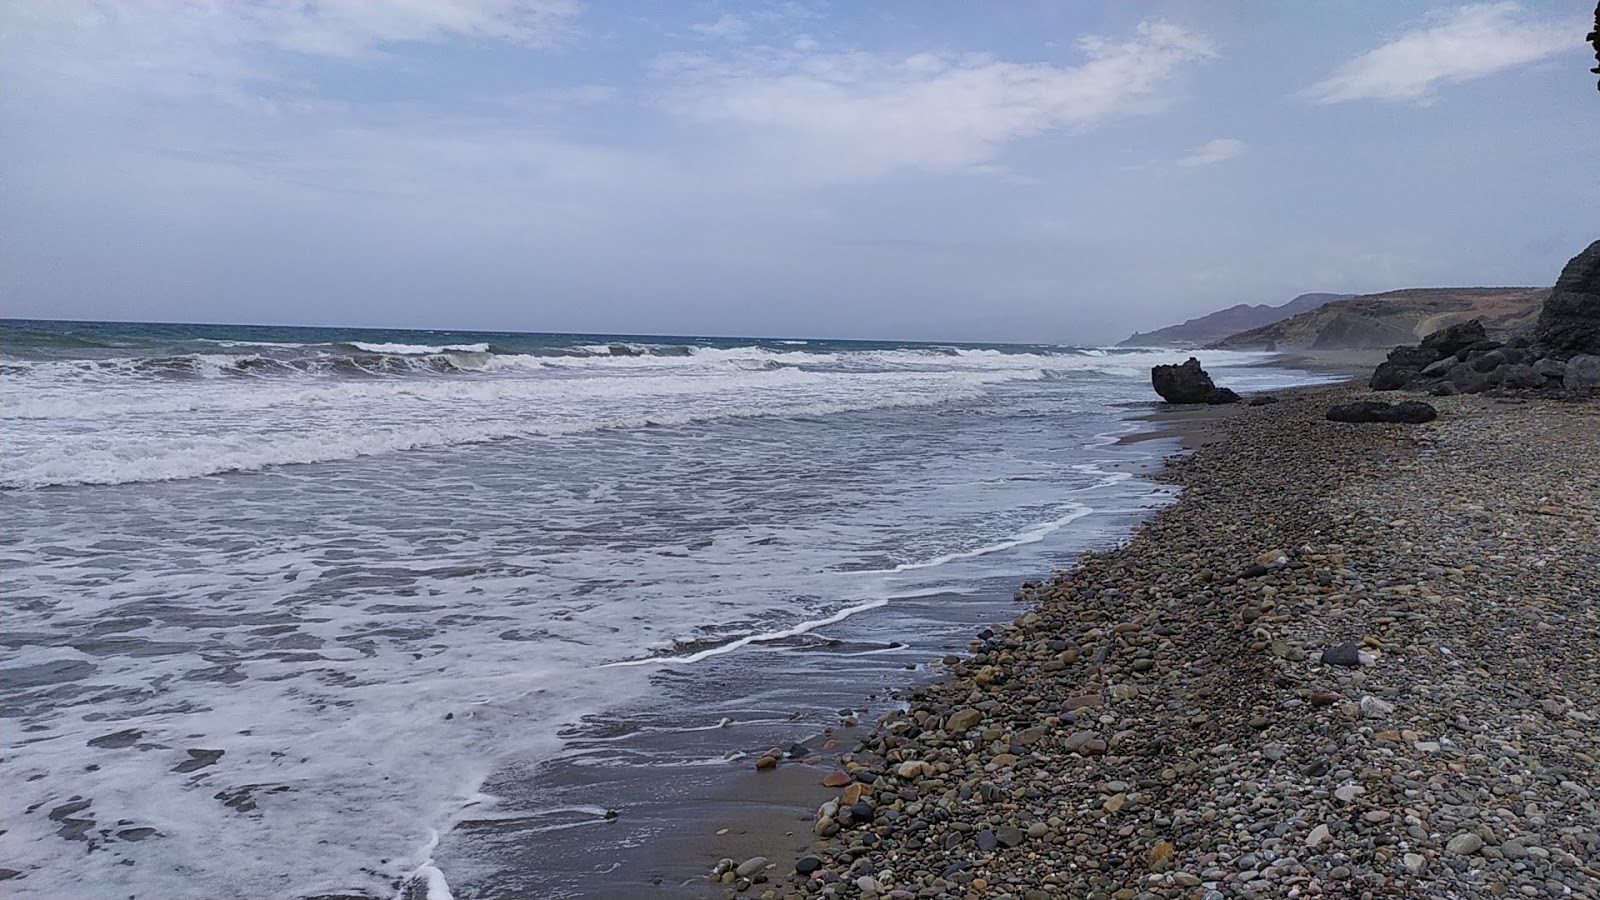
1118 293 1351 347
1206 287 1550 351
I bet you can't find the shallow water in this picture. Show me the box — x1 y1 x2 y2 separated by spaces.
0 320 1334 898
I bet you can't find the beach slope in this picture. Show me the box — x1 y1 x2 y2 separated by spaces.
753 386 1599 899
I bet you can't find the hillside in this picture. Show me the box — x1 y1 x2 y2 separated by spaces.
1206 287 1550 350
1118 293 1351 347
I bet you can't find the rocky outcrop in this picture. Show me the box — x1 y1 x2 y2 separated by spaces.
1532 240 1600 359
1326 400 1438 424
1150 358 1239 405
1358 240 1600 397
1364 316 1597 397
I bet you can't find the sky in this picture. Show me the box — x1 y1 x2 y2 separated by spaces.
1 1 1596 343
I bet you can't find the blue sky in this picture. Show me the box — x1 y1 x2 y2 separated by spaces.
1 1 1594 342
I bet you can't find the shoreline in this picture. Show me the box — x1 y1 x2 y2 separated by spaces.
710 375 1599 897
601 359 1364 898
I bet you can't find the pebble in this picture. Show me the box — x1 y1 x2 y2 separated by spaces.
734 856 767 878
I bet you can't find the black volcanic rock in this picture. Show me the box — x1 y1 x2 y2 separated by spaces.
1370 361 1419 391
1151 357 1237 405
1326 400 1437 424
1533 240 1600 358
1420 319 1489 358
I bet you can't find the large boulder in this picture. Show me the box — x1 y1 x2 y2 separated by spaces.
1370 361 1419 391
1448 362 1491 394
1151 357 1239 405
1326 400 1438 424
1497 364 1545 390
1534 240 1600 358
1420 319 1489 358
1370 343 1444 390
1567 354 1600 393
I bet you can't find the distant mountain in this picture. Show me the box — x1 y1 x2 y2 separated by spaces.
1118 293 1352 347
1206 287 1550 350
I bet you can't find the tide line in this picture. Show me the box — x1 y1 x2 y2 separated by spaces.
600 598 890 668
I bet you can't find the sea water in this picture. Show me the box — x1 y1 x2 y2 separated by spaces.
0 320 1334 898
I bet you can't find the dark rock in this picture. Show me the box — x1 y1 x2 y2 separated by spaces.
1533 240 1600 358
1420 319 1489 358
1448 363 1490 394
1498 364 1544 390
1389 401 1438 423
1325 400 1437 424
1429 382 1459 397
1533 357 1567 380
977 829 999 852
1300 758 1331 777
1369 361 1420 391
795 857 823 876
786 743 811 759
995 824 1024 847
1247 394 1279 406
1471 349 1507 373
1386 344 1443 368
1151 357 1235 405
1420 356 1457 378
1567 354 1600 393
940 861 972 878
1321 642 1364 667
850 801 875 824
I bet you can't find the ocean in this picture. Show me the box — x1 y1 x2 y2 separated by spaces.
0 319 1335 898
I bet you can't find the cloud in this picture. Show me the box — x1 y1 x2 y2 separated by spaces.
0 0 581 103
1178 137 1246 167
1300 3 1573 104
654 19 1216 183
690 14 751 42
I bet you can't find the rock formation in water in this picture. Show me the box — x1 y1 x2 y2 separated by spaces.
1150 357 1239 405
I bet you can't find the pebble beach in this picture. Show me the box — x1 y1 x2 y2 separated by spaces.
717 384 1600 900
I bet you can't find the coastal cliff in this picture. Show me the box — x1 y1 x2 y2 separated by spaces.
1119 293 1351 347
1207 287 1548 351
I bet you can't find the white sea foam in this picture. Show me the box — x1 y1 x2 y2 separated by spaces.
601 597 892 667
348 341 491 354
0 329 1332 898
857 504 1093 574
1 360 1068 487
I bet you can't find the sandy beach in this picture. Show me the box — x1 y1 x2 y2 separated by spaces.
680 378 1600 899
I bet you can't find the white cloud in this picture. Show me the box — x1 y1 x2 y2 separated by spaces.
690 14 751 42
1178 137 1246 167
1301 3 1573 104
0 0 580 103
654 19 1216 183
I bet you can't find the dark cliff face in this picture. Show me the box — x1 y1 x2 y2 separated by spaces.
1533 240 1600 359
